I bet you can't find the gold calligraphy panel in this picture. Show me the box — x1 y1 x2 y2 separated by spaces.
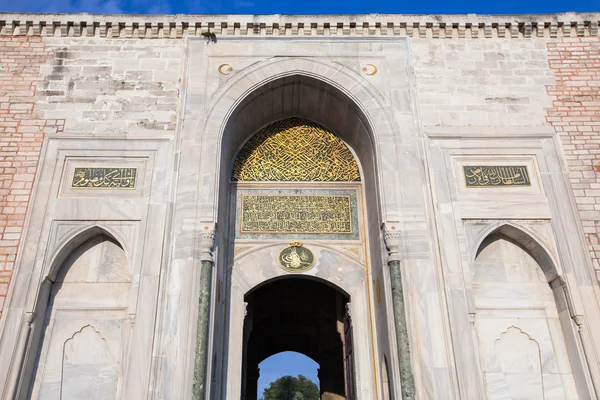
232 117 361 182
464 165 531 187
240 195 353 234
71 167 138 189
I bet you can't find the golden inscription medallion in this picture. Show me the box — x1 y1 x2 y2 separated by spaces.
241 194 353 234
463 165 531 187
71 167 138 189
278 242 315 273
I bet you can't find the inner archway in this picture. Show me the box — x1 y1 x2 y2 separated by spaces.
242 277 352 400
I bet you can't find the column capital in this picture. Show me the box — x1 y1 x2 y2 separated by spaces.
199 224 216 262
383 224 402 263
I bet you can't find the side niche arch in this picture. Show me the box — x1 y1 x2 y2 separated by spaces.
473 222 560 280
44 224 131 283
472 223 591 399
16 227 132 400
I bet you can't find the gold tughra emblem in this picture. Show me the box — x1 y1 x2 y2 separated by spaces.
278 242 315 273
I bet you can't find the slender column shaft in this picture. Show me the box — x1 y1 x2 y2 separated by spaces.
192 260 213 400
193 228 216 400
384 227 415 400
388 260 415 400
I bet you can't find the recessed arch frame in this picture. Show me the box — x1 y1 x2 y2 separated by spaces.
195 56 401 223
4 224 131 400
194 56 414 399
470 220 600 398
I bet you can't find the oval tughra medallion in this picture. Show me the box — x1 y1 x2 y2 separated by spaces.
278 242 315 273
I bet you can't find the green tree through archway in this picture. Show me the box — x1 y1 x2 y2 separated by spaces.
260 375 319 400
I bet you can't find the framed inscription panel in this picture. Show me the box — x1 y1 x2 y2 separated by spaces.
453 156 542 196
240 194 353 234
235 189 360 240
70 167 138 190
61 157 147 196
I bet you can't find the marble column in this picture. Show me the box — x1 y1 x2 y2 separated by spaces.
383 227 415 400
192 228 216 400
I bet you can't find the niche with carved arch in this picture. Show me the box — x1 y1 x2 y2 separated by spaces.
472 229 579 399
26 233 131 400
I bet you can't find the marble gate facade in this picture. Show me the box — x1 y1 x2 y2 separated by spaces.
0 11 598 400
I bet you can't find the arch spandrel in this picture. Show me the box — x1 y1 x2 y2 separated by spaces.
232 244 365 297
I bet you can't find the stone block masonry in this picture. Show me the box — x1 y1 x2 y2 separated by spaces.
37 38 183 137
0 36 60 318
546 37 600 278
0 34 184 319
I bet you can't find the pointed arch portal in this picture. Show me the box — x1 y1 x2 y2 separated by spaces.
211 72 385 399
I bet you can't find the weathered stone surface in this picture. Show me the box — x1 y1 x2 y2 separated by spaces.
0 12 598 400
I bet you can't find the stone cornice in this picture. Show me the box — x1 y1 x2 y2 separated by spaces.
0 12 598 39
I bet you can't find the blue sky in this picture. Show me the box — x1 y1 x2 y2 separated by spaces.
258 352 319 397
0 0 598 15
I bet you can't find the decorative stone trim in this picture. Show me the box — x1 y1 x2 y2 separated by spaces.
0 13 598 39
199 226 216 262
383 225 403 263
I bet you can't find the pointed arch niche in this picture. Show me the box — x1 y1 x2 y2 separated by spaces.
20 230 131 400
472 224 593 399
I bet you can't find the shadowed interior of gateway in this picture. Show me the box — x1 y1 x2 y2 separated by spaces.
241 278 355 400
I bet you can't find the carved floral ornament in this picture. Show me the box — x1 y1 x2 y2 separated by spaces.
232 117 360 182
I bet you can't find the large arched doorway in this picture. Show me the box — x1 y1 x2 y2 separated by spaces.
242 277 353 400
212 74 388 398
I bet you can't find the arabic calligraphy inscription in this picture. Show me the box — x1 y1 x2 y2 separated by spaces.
463 165 531 187
232 117 361 182
71 167 138 189
241 195 353 234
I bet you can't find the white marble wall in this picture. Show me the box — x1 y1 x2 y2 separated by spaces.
0 21 599 400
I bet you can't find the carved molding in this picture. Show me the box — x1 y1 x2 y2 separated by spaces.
199 225 216 262
383 224 402 263
0 13 598 39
